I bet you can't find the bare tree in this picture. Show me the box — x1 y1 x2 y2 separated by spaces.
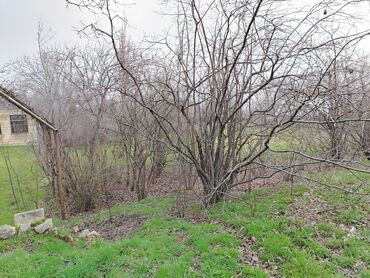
65 0 370 206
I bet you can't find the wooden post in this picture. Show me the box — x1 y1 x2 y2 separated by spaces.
54 130 66 219
45 128 56 196
42 125 55 195
45 128 52 174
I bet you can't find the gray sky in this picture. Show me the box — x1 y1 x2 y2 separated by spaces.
0 0 369 66
0 0 83 64
0 0 168 65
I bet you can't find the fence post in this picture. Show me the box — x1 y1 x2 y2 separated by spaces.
54 130 66 219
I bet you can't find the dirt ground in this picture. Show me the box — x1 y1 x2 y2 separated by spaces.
78 214 146 241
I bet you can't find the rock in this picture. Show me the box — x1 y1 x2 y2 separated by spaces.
49 228 74 243
89 231 100 237
86 231 100 242
0 225 16 240
77 229 90 239
50 228 59 237
339 224 347 230
14 208 44 226
34 219 53 234
71 226 80 233
347 226 356 238
18 222 31 235
62 235 75 243
77 229 100 242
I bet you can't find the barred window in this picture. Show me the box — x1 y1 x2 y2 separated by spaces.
10 114 28 134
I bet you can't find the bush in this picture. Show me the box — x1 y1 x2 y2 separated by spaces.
63 147 113 212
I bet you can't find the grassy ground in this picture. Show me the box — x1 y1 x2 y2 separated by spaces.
0 146 44 225
0 167 369 277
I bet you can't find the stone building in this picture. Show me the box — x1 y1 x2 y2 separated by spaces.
0 96 38 146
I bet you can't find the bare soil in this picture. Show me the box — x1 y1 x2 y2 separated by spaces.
78 214 146 241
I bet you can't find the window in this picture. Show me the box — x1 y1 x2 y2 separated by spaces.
10 114 28 134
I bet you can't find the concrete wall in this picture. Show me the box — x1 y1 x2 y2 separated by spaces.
0 110 38 146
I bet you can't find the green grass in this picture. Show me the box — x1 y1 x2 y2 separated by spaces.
310 168 370 225
0 198 248 277
0 146 45 225
0 155 369 277
0 222 236 277
205 182 369 277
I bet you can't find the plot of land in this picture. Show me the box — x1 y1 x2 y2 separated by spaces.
0 170 369 277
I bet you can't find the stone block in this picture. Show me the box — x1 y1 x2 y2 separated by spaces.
34 219 53 234
14 208 45 225
18 222 31 235
0 225 16 240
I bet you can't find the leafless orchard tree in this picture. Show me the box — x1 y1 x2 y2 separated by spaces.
300 26 369 161
4 24 75 129
59 46 121 211
104 32 170 201
64 0 370 206
112 97 157 201
345 57 370 156
1 23 166 211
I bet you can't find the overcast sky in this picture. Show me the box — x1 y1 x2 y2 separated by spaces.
0 0 369 66
0 0 169 65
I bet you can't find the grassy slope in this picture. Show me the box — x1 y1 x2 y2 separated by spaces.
0 146 44 225
0 169 369 277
